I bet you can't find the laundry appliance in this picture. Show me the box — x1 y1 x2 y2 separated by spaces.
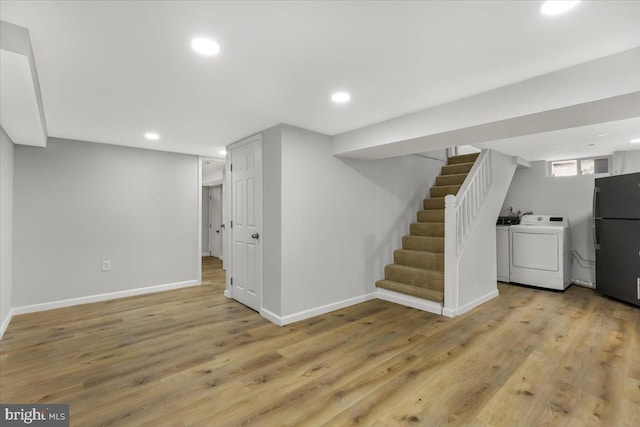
509 215 571 290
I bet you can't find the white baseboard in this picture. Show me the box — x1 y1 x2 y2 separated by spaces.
376 288 443 315
201 252 210 257
572 279 595 289
224 289 231 298
442 307 458 318
457 289 499 316
10 279 200 317
259 308 283 326
1 310 14 339
260 293 377 327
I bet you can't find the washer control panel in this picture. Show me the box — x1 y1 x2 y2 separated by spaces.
519 215 569 227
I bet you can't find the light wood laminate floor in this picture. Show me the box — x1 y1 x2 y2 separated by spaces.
1 257 638 426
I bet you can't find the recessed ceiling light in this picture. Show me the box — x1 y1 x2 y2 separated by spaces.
331 92 351 104
220 149 227 155
191 38 220 56
539 1 581 16
630 138 640 144
596 133 609 137
144 132 160 141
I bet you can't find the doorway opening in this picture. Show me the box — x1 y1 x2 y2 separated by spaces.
200 157 226 288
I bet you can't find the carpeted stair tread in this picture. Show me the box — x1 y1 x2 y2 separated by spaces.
441 162 474 175
448 153 480 165
423 197 445 210
402 235 444 252
417 209 444 223
384 264 444 289
375 152 481 308
436 173 468 186
410 222 444 237
394 249 444 270
375 280 444 302
430 184 462 198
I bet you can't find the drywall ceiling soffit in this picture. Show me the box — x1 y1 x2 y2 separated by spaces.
346 91 640 160
0 20 47 147
1 1 640 158
333 48 640 160
477 116 640 162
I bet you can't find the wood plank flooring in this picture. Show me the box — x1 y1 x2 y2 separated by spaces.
1 257 638 426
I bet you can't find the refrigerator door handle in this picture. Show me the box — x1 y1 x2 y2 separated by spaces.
593 187 600 250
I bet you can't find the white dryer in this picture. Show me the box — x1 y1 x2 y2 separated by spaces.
509 215 571 290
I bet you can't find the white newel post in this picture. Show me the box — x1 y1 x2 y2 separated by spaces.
443 194 458 317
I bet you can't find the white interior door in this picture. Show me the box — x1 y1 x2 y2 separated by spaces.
230 136 262 311
209 185 223 258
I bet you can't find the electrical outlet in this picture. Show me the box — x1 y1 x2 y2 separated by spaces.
102 260 111 272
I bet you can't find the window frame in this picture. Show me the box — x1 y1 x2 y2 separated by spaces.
548 155 612 178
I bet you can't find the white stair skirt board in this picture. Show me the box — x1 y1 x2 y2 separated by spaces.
260 293 377 327
9 280 200 317
376 288 443 315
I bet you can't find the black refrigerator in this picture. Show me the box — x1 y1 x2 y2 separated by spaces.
593 172 640 307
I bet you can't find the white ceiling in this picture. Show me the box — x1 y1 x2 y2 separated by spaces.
1 1 639 159
476 117 640 161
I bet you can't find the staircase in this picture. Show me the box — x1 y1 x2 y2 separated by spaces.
375 152 480 305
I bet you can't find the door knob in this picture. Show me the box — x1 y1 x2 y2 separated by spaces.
251 233 259 239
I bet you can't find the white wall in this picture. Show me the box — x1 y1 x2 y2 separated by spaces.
279 125 443 317
13 138 199 308
0 127 14 336
502 161 598 285
613 150 640 175
201 187 209 254
260 125 283 315
456 151 516 313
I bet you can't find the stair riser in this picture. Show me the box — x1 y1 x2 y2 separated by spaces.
402 236 444 252
436 174 467 186
375 280 444 302
410 223 444 237
430 185 461 198
394 251 444 271
441 163 473 175
384 265 444 289
417 210 444 222
423 198 445 210
448 153 480 165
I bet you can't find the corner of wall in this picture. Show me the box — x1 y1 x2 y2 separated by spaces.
0 126 15 339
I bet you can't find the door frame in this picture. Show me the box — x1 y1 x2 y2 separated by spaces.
226 133 263 309
209 184 223 258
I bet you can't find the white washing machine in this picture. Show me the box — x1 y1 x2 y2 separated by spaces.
509 215 571 290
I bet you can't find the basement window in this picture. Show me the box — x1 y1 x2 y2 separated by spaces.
550 156 610 177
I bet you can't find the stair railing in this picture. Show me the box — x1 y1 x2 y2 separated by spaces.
443 149 493 317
